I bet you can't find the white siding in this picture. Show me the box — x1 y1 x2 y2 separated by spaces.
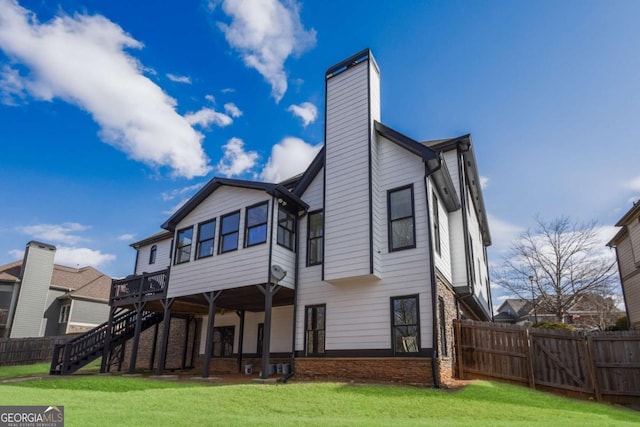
296 136 434 352
629 220 640 265
324 59 378 281
617 235 636 278
624 272 640 328
428 178 452 283
466 186 490 311
168 187 291 298
370 60 383 279
135 238 172 274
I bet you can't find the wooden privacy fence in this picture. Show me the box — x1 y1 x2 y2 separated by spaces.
0 336 70 366
454 320 640 404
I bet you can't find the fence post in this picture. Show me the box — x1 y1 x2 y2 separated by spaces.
454 320 464 380
584 335 601 402
525 328 536 390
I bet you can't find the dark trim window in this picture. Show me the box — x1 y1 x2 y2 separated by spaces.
219 211 240 253
432 191 441 255
277 207 296 251
388 185 416 251
175 227 193 264
212 325 234 357
305 304 326 356
59 303 70 323
245 202 268 247
307 210 323 266
468 233 475 284
149 245 157 264
391 295 420 354
438 297 448 357
196 219 216 259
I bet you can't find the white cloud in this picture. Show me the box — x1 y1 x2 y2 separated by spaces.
117 233 136 241
215 0 316 102
55 246 116 268
0 64 26 105
479 176 490 190
205 94 216 103
217 137 259 177
166 73 192 84
487 214 524 254
161 182 205 202
0 1 210 178
224 102 242 118
628 176 640 192
184 107 232 128
260 137 321 182
221 87 235 93
287 101 317 127
16 222 90 245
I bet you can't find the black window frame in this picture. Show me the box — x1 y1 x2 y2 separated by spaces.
307 210 324 266
149 245 157 265
277 206 296 251
305 304 326 356
387 185 416 252
212 325 235 357
432 191 441 256
174 226 194 265
390 294 420 355
438 296 448 357
245 202 269 247
196 219 216 259
218 210 241 254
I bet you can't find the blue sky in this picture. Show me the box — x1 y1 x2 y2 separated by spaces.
1 0 639 306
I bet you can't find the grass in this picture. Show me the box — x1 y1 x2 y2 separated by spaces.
0 359 101 379
0 369 638 426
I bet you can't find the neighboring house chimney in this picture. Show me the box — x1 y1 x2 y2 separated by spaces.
10 241 56 338
323 49 382 283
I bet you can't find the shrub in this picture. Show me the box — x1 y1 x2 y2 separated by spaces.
533 321 574 331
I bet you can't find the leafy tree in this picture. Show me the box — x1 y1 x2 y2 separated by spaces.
495 216 618 323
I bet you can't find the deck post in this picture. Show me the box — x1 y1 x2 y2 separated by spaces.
156 298 175 376
236 310 245 373
258 284 281 379
100 306 116 373
202 291 221 378
181 316 191 370
128 301 146 374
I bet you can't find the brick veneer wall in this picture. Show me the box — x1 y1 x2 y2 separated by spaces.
295 358 434 385
436 278 458 382
195 357 293 375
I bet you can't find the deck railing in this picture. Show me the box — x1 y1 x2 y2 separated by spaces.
110 269 169 306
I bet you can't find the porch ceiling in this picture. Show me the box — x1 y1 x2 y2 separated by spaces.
123 284 294 315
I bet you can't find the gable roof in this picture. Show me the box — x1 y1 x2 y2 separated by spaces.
423 135 492 246
162 177 309 232
130 230 173 249
293 146 325 197
608 201 640 247
0 260 22 282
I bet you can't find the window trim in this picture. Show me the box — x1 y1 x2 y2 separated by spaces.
438 296 448 357
304 304 326 356
245 201 269 248
211 325 235 358
149 245 157 265
277 206 296 251
390 294 421 355
174 226 194 264
59 303 70 324
432 191 441 256
218 210 241 254
196 219 216 260
307 210 324 266
387 184 416 252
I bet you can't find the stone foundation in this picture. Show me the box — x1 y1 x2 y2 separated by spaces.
295 357 434 385
436 277 458 382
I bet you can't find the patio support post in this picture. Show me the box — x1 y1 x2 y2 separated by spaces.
258 283 281 379
181 316 191 370
156 297 175 375
202 291 221 378
128 301 146 374
100 306 116 373
149 322 159 370
236 310 245 373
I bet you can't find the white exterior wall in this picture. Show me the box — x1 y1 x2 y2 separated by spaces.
135 238 172 274
629 220 640 265
428 177 452 283
441 150 467 289
324 59 380 282
168 187 290 298
198 306 293 355
617 235 636 278
466 186 490 310
296 136 433 352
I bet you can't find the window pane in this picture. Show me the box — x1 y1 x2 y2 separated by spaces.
178 228 193 246
247 224 267 245
309 212 323 238
317 330 325 353
308 238 323 264
392 218 414 248
394 298 417 325
317 306 325 329
199 221 215 240
177 247 190 263
198 240 214 258
222 232 238 252
221 212 240 234
390 188 412 220
307 331 315 353
247 204 268 227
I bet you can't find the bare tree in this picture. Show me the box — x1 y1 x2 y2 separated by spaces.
495 216 618 323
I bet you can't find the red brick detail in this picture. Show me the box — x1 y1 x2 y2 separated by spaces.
295 357 434 385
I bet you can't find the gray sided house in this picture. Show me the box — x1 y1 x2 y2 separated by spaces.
608 201 640 330
0 241 112 338
51 50 493 385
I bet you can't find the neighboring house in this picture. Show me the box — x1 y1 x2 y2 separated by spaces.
608 201 640 330
0 241 112 338
54 49 493 385
495 295 622 330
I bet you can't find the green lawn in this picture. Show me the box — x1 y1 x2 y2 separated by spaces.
0 370 638 426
